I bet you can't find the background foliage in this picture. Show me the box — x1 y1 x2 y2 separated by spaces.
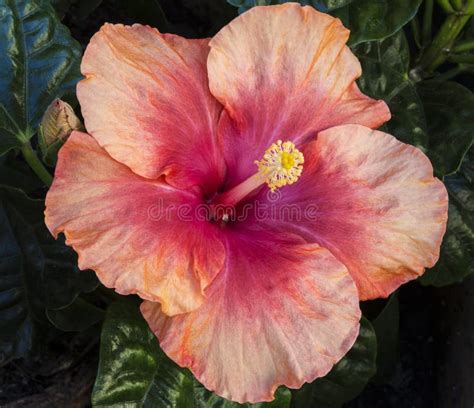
0 0 473 406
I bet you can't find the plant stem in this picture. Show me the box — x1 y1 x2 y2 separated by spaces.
21 142 53 187
417 13 471 73
422 0 434 46
411 17 422 49
453 38 474 52
448 52 474 62
450 0 464 10
437 0 455 12
435 64 465 80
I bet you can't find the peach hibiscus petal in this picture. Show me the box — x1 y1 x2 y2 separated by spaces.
258 124 448 300
141 231 361 403
45 131 225 315
77 24 225 193
207 3 390 185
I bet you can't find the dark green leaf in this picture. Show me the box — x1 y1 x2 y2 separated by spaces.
93 301 291 407
0 0 82 155
46 297 104 332
178 0 237 37
356 35 474 177
355 30 410 87
0 152 43 193
320 0 353 10
195 386 291 408
50 0 73 18
116 0 169 30
76 0 103 20
93 301 191 407
40 235 98 310
226 1 352 13
355 31 428 150
0 186 98 364
51 0 103 20
224 1 421 64
333 0 423 46
420 151 474 286
371 294 399 383
291 317 376 408
416 81 474 176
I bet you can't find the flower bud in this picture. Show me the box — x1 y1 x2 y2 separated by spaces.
40 99 83 147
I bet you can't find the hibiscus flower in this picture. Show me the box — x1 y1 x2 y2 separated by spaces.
45 3 448 403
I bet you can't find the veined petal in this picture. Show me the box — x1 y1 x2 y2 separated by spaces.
78 24 225 193
142 232 360 403
45 132 225 315
257 124 448 300
208 3 390 186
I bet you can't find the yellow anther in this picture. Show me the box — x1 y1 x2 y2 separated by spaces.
255 140 304 192
281 151 295 170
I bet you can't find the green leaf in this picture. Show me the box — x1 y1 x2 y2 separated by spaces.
116 0 169 30
46 297 104 332
195 386 291 408
226 1 353 13
371 294 399 383
420 151 474 286
355 31 428 150
50 0 73 18
0 0 82 155
51 0 103 20
93 301 190 407
291 317 376 408
76 0 103 20
355 30 410 89
333 0 423 46
320 0 354 10
0 152 43 193
224 1 421 67
356 34 474 177
416 81 474 176
0 186 98 364
93 301 291 408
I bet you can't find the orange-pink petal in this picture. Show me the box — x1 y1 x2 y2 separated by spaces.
78 24 225 193
141 231 361 403
259 124 448 300
45 131 225 315
207 3 390 186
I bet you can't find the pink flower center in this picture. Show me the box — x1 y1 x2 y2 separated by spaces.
210 141 304 222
